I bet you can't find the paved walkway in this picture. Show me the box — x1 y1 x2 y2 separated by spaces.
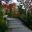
7 18 32 32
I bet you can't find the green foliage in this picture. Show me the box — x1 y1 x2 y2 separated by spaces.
18 5 32 30
0 8 8 32
19 13 32 30
8 9 20 18
0 7 5 23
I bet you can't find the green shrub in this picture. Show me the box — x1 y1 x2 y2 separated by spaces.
19 14 32 30
8 9 20 18
0 9 8 32
18 4 32 30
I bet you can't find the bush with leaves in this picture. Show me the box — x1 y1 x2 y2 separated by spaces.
0 7 8 32
18 4 32 30
8 8 20 18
